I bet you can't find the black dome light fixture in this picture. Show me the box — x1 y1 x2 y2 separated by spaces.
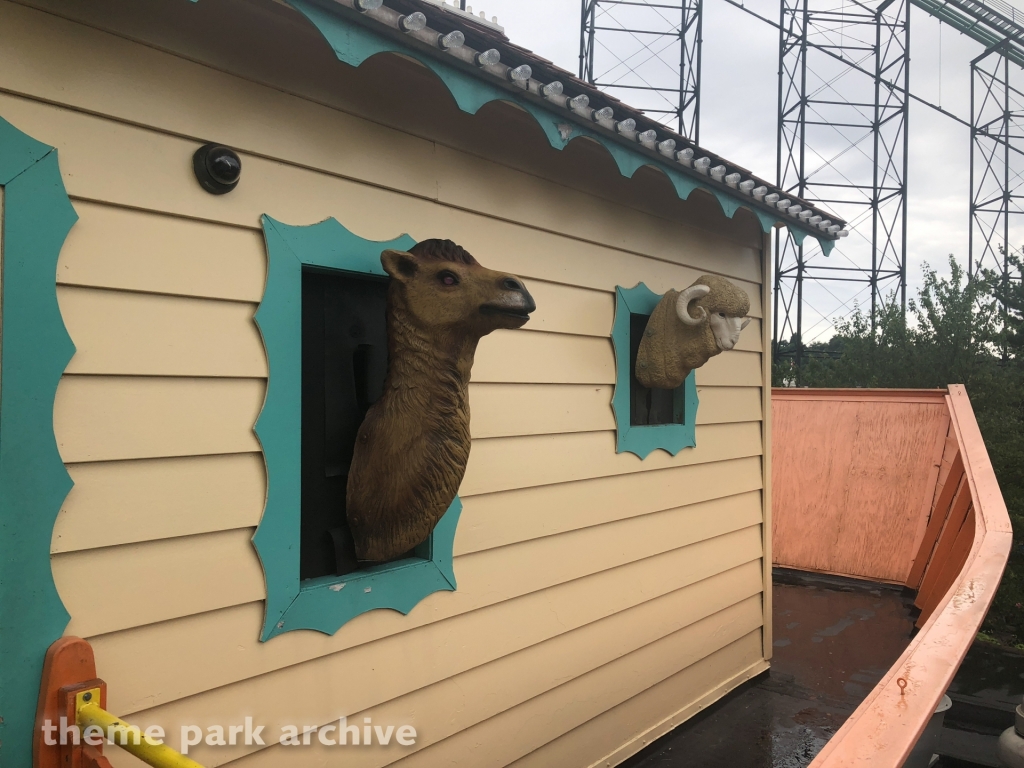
192 143 242 195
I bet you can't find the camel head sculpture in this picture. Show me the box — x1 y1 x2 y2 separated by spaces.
635 275 751 390
345 239 536 563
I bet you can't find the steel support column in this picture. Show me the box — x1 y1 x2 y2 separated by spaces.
969 41 1024 282
773 0 909 368
580 0 702 139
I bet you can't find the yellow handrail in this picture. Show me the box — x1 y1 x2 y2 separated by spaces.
75 688 205 768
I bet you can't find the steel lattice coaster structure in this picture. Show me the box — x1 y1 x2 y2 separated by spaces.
579 0 703 142
581 0 1024 366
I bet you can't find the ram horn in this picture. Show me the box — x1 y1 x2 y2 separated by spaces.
675 284 711 326
741 318 752 330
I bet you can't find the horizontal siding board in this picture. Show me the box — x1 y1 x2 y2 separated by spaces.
469 383 616 438
54 529 265 638
474 330 613 384
60 203 624 339
432 143 763 279
54 374 760 476
53 453 265 554
0 93 764 318
56 280 759 383
116 569 765 766
461 421 763 496
510 636 767 768
457 457 763 555
58 200 267 302
54 376 264 463
58 285 266 377
53 451 759 556
696 385 762 425
695 350 762 387
0 2 764 285
57 285 612 382
378 607 765 768
83 503 763 699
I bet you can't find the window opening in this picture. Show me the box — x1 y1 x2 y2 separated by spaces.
300 268 392 580
629 312 684 426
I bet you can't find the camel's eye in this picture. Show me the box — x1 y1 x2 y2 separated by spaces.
438 271 459 286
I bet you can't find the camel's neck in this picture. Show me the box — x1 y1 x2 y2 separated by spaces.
382 305 476 408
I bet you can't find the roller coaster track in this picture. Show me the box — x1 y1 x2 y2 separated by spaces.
911 0 1024 67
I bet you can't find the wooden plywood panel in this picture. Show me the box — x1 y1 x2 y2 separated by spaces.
907 455 964 589
0 94 764 318
462 421 763 496
87 505 763 688
914 479 973 611
54 375 263 463
0 2 763 285
53 529 265 638
59 285 265 377
123 581 764 766
58 200 267 302
916 506 976 627
772 395 951 583
53 453 266 553
511 636 767 768
457 458 763 555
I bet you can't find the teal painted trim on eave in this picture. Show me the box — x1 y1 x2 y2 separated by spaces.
611 283 698 459
0 116 77 766
253 215 461 641
287 0 836 254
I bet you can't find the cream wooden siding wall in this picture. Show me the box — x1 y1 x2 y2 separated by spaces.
2 1 770 765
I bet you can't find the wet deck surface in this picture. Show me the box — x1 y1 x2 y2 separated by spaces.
623 570 918 768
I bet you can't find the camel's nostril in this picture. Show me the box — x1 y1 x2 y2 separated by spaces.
502 278 523 292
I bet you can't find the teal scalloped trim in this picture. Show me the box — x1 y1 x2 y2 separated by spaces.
611 283 699 459
288 0 834 254
0 116 77 766
254 215 462 641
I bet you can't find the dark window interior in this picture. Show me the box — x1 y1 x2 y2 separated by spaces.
300 268 390 580
629 312 686 427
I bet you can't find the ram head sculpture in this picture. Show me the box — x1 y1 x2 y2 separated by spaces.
635 275 751 390
346 238 536 563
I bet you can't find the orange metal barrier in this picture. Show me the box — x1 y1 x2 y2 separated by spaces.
803 385 1013 767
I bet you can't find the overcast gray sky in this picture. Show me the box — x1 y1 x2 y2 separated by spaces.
458 0 1024 341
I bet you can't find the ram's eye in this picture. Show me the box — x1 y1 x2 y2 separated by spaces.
439 271 459 286
719 312 726 317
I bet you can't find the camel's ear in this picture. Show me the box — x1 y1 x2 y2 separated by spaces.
381 249 419 281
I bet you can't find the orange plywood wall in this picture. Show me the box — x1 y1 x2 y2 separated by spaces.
772 389 951 584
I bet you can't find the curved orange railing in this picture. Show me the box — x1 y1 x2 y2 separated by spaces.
808 385 1013 767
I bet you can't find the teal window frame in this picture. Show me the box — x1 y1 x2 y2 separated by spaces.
254 216 461 641
0 116 77 765
611 283 699 459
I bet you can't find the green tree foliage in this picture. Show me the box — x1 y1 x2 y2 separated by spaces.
774 256 1024 646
